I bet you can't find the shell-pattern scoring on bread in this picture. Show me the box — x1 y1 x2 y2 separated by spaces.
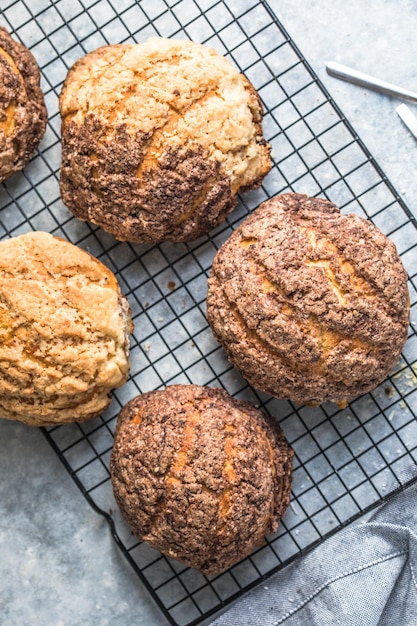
110 384 293 575
0 232 133 426
59 37 271 244
0 27 47 182
206 193 410 407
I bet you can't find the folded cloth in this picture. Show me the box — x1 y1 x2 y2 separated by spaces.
212 465 417 626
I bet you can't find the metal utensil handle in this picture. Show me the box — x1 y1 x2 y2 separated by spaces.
397 103 417 139
326 61 417 104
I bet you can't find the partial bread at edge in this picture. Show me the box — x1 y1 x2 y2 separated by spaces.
0 27 47 182
0 231 133 426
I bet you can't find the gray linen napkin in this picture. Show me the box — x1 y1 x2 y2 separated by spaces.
212 466 417 626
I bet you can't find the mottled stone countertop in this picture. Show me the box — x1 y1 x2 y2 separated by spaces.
0 1 416 625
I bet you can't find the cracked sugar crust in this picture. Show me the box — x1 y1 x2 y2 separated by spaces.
0 232 133 426
0 27 47 182
110 384 293 575
206 193 410 407
59 37 271 243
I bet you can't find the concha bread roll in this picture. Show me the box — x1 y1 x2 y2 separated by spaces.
206 193 410 407
110 384 293 575
0 27 47 182
59 37 271 243
0 231 133 426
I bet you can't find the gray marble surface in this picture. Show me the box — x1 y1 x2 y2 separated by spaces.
0 1 416 625
274 0 417 218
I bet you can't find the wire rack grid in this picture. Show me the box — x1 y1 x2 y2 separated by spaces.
1 1 417 625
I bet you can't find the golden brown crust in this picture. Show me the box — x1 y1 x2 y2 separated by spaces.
59 37 271 243
0 27 47 182
0 231 133 426
110 384 293 575
206 193 410 406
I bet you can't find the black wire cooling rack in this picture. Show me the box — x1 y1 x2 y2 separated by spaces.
1 1 417 625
